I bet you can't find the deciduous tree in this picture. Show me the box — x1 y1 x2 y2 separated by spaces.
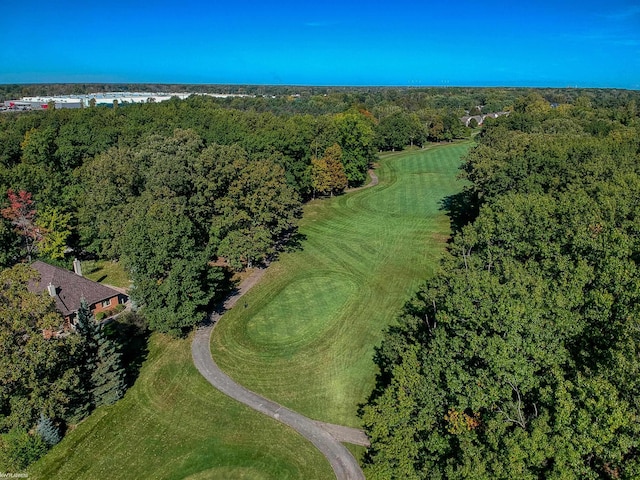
1 189 41 261
332 112 376 186
204 145 301 269
311 143 347 197
0 265 76 431
363 106 640 478
119 194 223 335
35 207 71 260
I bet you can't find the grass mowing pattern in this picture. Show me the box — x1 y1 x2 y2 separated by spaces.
212 143 470 426
30 335 333 480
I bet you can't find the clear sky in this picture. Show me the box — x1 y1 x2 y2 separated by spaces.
2 0 639 88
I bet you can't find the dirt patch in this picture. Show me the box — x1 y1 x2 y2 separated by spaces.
431 232 451 243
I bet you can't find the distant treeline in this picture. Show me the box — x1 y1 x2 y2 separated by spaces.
362 91 640 478
3 83 638 110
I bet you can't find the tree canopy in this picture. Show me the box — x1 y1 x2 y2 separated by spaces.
0 265 76 431
362 93 640 479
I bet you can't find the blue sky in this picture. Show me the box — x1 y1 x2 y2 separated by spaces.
2 0 639 88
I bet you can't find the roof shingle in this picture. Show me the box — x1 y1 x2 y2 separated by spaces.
28 261 123 317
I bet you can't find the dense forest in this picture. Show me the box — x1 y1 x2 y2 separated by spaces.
2 86 640 473
362 92 640 478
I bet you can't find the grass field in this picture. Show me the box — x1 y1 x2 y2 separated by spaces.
212 142 470 426
82 259 130 289
30 335 333 480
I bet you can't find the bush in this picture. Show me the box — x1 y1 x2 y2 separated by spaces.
95 312 106 321
116 311 148 333
0 428 48 471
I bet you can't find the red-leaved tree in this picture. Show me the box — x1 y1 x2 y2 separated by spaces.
1 189 43 261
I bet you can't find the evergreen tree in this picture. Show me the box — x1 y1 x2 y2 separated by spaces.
35 414 61 447
75 297 100 340
72 298 127 411
91 331 126 408
69 298 99 420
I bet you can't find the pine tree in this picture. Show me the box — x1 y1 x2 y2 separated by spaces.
72 298 127 411
69 298 99 421
91 331 126 408
36 414 61 446
75 297 100 341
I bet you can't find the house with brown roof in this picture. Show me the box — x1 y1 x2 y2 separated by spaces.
28 260 128 330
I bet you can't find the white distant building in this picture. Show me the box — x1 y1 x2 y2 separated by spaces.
79 92 193 106
3 92 192 110
4 97 82 110
3 91 256 111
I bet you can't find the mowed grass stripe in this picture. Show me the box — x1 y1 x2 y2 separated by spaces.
30 335 334 480
211 143 471 426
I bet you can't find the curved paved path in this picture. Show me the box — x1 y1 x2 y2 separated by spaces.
346 169 378 193
367 169 379 187
192 268 367 480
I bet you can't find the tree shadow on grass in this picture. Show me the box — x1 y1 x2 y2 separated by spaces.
280 230 307 254
439 187 480 235
211 267 241 316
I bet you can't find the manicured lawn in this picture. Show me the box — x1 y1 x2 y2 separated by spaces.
30 334 333 480
212 142 471 426
82 259 130 289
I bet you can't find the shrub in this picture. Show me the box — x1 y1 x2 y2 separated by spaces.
117 311 149 333
0 428 48 471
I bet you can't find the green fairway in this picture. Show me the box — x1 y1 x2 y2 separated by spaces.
30 334 333 480
212 142 470 426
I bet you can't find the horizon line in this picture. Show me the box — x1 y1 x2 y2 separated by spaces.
1 81 638 91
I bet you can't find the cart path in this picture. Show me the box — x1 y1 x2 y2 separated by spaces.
367 169 379 187
346 169 378 192
192 267 368 480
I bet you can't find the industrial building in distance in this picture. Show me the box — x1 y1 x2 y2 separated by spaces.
2 91 251 111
